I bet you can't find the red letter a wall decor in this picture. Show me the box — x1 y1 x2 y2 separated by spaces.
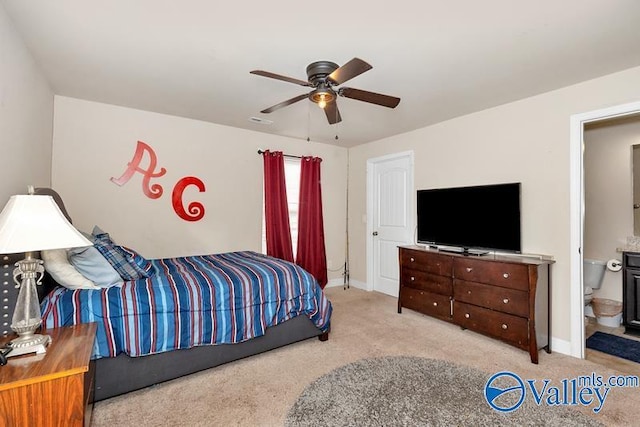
111 141 166 199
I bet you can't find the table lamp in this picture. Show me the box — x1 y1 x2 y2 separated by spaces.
0 190 92 357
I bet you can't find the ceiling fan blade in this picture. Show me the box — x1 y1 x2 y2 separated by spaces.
327 58 372 85
250 70 310 87
339 87 401 108
324 101 342 125
260 93 309 113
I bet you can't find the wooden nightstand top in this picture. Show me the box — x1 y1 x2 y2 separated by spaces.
0 323 96 391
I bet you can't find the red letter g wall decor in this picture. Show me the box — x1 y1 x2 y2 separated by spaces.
111 140 206 221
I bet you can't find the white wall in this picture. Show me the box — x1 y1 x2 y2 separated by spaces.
584 116 640 301
51 96 348 282
0 5 53 204
348 65 640 345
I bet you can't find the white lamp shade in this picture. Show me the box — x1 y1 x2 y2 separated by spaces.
0 195 92 254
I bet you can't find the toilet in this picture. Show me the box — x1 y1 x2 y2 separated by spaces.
583 258 606 314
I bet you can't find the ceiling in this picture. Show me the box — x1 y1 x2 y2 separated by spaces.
3 1 640 148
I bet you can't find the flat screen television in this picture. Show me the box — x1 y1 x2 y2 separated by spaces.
416 182 521 254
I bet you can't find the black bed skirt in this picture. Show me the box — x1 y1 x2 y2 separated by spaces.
94 314 324 401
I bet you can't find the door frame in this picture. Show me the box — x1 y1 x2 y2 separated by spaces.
569 100 640 358
366 151 414 292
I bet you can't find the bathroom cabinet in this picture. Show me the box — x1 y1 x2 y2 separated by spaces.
623 251 640 335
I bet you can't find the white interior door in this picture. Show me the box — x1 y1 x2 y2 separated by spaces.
368 152 414 297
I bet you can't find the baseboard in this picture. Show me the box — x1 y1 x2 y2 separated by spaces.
325 278 347 288
326 278 368 290
346 280 368 290
551 336 573 357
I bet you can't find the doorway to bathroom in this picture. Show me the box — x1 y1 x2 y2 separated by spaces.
583 115 640 373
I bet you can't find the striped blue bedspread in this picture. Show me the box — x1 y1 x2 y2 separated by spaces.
41 251 332 359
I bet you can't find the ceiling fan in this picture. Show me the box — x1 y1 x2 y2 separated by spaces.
250 58 400 125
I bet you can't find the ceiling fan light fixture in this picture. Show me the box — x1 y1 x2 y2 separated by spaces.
311 85 334 109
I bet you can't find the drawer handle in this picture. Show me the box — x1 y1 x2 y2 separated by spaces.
502 324 508 330
410 276 415 281
433 302 438 307
503 273 510 279
467 290 472 295
503 298 509 304
410 257 415 262
466 267 473 273
464 313 470 318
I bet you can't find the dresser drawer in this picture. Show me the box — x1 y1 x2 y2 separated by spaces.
453 258 529 291
400 249 453 276
401 269 452 295
453 301 529 349
454 279 529 317
400 287 452 322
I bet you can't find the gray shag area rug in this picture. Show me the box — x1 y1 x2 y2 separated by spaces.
285 356 603 427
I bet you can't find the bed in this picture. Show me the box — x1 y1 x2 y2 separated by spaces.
0 189 332 401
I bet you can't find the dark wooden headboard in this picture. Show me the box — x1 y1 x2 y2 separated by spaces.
0 188 72 337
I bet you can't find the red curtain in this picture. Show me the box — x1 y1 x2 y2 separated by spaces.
296 156 328 288
263 150 294 262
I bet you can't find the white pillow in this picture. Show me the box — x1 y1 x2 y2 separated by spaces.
41 249 100 290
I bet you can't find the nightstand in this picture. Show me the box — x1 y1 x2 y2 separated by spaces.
0 322 97 426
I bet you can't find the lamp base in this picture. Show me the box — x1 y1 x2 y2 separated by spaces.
7 333 51 358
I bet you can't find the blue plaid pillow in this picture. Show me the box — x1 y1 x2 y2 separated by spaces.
119 246 154 276
93 233 151 280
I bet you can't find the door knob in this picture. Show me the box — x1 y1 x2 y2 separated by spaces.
372 231 378 236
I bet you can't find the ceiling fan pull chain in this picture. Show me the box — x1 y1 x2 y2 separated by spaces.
307 103 311 143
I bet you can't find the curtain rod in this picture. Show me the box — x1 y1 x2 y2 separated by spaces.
257 149 302 159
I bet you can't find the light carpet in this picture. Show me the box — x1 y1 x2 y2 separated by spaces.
92 287 640 426
285 356 602 426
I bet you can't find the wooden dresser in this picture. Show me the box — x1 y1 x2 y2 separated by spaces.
398 245 552 363
0 323 97 426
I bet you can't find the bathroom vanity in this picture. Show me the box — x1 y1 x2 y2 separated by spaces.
622 251 640 335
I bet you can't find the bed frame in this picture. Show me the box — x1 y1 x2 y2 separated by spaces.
0 188 329 401
94 316 327 400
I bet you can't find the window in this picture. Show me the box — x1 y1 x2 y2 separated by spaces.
284 158 301 256
262 157 301 257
